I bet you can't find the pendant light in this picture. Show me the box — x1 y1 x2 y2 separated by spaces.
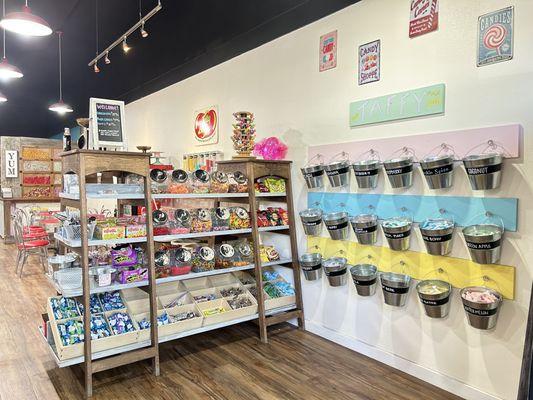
49 31 72 114
0 0 22 80
0 0 52 37
0 91 7 102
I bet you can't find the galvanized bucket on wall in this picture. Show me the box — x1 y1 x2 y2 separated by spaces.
350 214 379 245
380 272 411 307
383 157 414 189
352 160 380 189
322 257 348 287
382 217 412 251
324 160 351 188
419 218 455 256
462 224 503 264
299 253 323 281
301 164 325 189
463 153 503 190
460 286 502 330
323 212 350 241
299 208 323 236
350 264 378 296
416 280 452 318
419 155 455 189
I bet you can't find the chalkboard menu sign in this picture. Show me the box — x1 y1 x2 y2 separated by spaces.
89 97 127 149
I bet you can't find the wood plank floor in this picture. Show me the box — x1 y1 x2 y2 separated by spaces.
0 243 463 400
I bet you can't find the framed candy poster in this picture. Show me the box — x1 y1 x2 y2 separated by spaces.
358 40 380 85
194 106 219 146
477 6 514 67
409 0 439 38
319 30 337 72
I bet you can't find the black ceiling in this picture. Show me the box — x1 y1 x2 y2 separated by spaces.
0 0 358 137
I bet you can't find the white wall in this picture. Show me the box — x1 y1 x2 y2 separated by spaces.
126 1 533 399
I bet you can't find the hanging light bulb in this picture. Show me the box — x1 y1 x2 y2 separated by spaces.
49 32 73 114
0 90 7 102
122 36 130 53
94 62 100 73
0 0 22 80
140 21 148 38
104 51 110 64
0 0 52 36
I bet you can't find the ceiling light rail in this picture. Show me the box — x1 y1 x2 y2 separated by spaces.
88 1 161 69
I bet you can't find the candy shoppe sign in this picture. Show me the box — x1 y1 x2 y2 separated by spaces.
477 6 514 67
194 106 219 146
409 0 439 38
358 40 380 85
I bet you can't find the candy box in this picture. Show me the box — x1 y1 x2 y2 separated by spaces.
47 296 80 321
195 298 232 326
116 266 148 284
263 277 296 311
125 224 146 238
133 303 203 341
225 292 258 319
98 291 127 312
94 225 125 240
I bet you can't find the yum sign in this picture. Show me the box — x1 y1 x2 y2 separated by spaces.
5 150 18 178
349 84 445 127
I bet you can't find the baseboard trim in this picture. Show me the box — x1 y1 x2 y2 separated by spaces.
304 320 502 400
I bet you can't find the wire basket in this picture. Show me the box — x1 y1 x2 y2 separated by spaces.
63 222 96 240
54 267 82 292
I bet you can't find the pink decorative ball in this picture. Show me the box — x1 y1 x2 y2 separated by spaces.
253 137 288 160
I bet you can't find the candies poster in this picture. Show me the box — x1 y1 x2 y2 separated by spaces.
194 106 219 146
319 30 337 72
477 6 514 67
409 0 439 38
358 40 380 85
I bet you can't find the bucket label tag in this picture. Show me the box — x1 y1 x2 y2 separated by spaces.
422 233 453 243
353 278 377 286
303 170 324 179
325 269 347 277
465 163 502 176
384 230 411 239
354 224 378 234
326 221 349 231
382 284 409 294
466 239 501 250
420 296 450 306
326 167 349 176
463 304 498 316
354 168 379 177
303 219 322 226
385 165 413 175
302 264 322 271
422 164 454 176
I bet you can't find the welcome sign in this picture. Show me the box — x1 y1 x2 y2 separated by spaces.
349 83 445 127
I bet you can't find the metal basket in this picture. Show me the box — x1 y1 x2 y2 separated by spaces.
63 222 96 240
54 267 82 292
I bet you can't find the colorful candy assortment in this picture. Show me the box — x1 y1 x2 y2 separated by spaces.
90 315 112 340
107 312 136 335
256 207 289 227
228 296 253 310
98 291 125 311
262 270 281 281
255 177 286 193
229 207 251 230
420 219 454 230
51 297 80 319
219 286 245 297
138 311 198 329
462 289 499 304
77 294 103 314
193 293 217 303
57 319 84 346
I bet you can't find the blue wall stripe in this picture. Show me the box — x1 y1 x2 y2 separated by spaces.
307 192 518 232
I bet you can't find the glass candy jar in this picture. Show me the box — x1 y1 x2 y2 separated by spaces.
210 171 229 193
191 169 211 194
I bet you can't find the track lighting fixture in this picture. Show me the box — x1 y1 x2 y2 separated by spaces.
122 36 130 53
104 51 110 64
94 62 100 73
140 21 148 38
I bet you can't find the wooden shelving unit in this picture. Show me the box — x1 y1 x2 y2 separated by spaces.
59 150 159 398
51 153 304 396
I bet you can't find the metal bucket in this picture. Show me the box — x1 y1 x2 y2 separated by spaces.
350 214 378 245
350 264 378 296
416 280 451 318
324 160 350 188
380 272 411 307
299 208 323 236
352 160 380 189
419 218 455 256
301 164 325 189
463 154 503 190
323 212 349 241
322 257 348 287
299 253 323 281
420 155 454 189
382 218 412 251
460 286 502 330
462 224 503 264
383 157 414 189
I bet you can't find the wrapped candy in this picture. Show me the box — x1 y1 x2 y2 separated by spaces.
57 319 84 346
262 270 281 281
273 281 295 296
462 289 499 304
219 286 245 297
193 293 217 303
98 291 125 312
90 315 111 340
77 294 103 315
50 297 80 319
107 312 136 335
227 296 254 309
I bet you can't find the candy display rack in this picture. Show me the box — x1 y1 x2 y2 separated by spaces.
57 150 159 398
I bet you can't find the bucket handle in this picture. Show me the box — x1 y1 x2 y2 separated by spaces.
305 153 325 167
356 148 382 163
465 211 505 232
327 151 350 164
420 267 451 283
421 142 459 162
385 146 419 162
389 260 408 275
467 275 503 300
463 139 511 158
425 208 455 225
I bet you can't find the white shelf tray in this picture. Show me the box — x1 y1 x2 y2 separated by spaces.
60 192 145 200
54 233 147 248
61 192 286 200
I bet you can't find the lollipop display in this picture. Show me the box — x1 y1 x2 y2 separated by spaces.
232 111 256 158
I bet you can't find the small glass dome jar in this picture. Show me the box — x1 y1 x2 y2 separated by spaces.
211 207 230 231
215 243 237 269
149 168 169 193
169 209 191 234
191 169 211 194
234 239 254 266
190 208 213 233
210 170 229 193
228 171 248 193
191 245 215 272
168 169 191 194
229 207 251 230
